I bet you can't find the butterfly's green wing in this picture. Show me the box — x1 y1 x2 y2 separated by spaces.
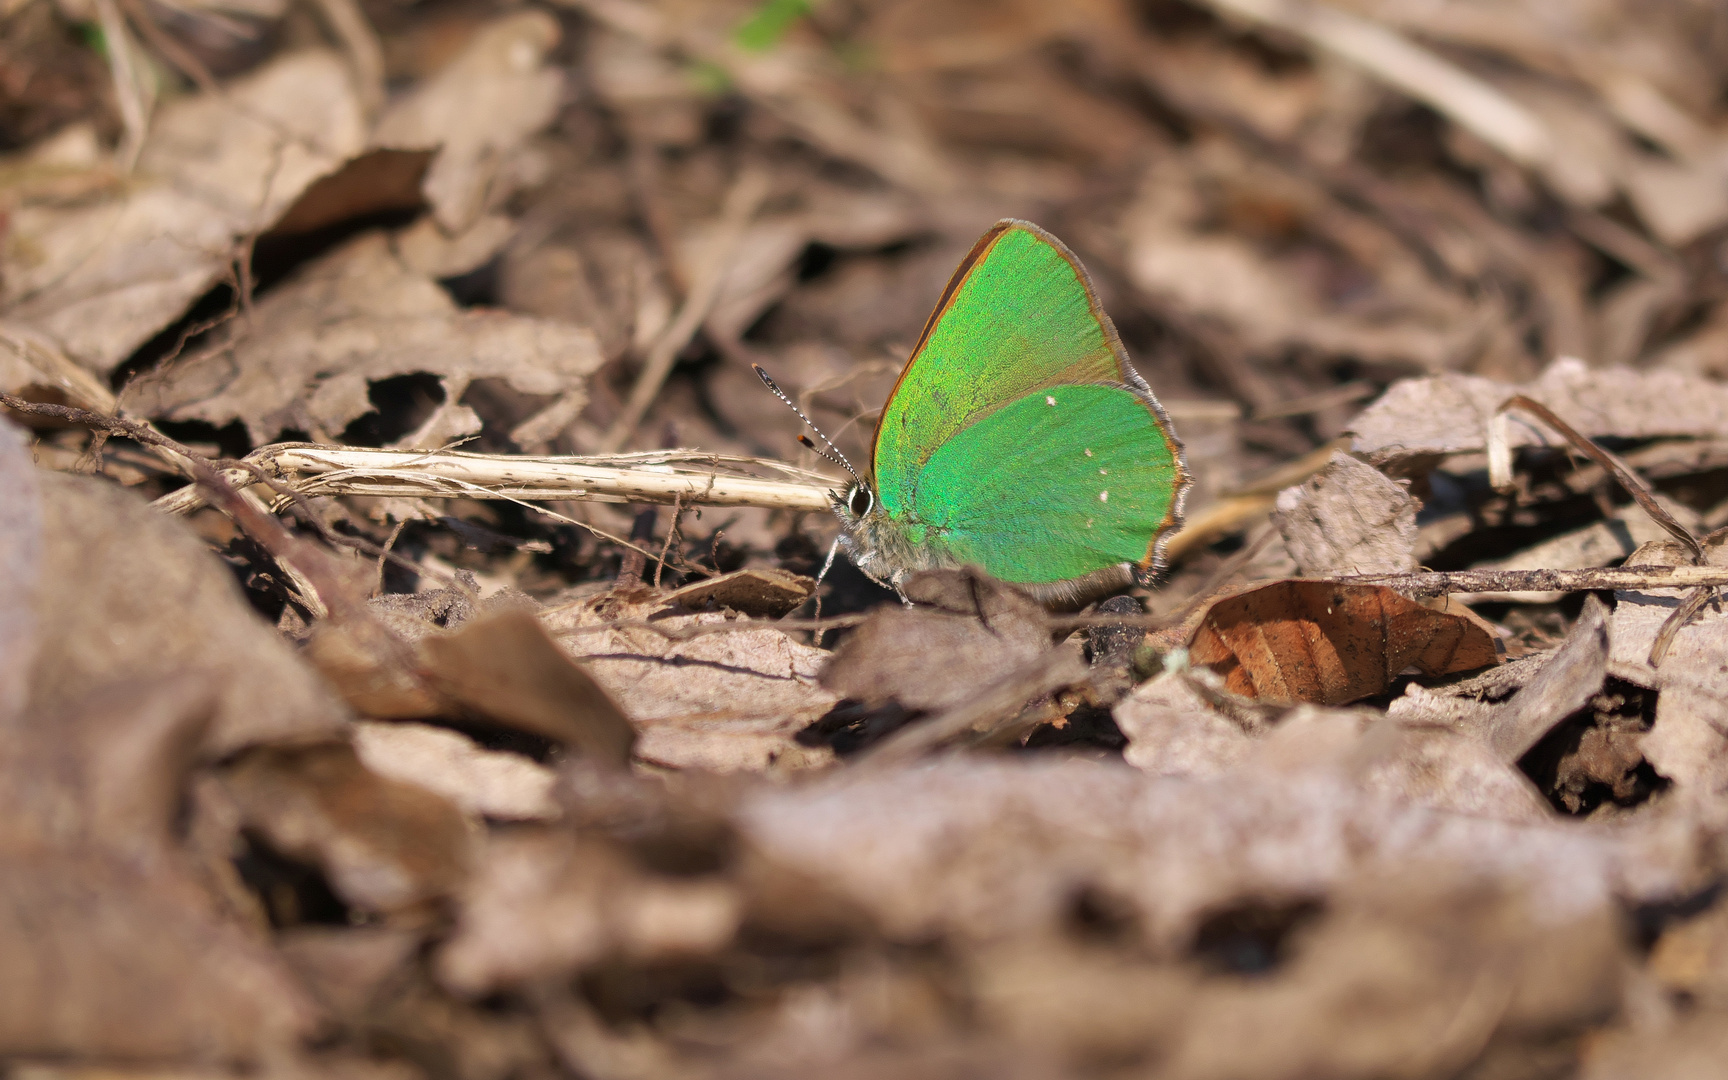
871 220 1186 583
910 384 1181 582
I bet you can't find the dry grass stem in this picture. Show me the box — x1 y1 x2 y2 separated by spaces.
150 444 841 515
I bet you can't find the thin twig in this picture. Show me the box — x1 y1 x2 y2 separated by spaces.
307 0 387 115
550 612 872 641
1344 564 1728 597
1498 394 1703 562
654 493 682 589
1650 586 1717 667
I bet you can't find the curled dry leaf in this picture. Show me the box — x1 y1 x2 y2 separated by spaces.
1352 357 1728 463
220 742 476 914
545 592 837 772
419 609 636 767
130 229 604 447
1485 595 1612 763
661 566 815 618
1272 450 1417 576
1186 580 1499 706
0 51 366 373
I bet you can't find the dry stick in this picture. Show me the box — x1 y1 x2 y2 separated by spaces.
375 519 408 596
543 561 1728 646
599 167 771 453
1344 565 1728 597
153 444 840 514
1650 585 1716 668
1494 394 1713 666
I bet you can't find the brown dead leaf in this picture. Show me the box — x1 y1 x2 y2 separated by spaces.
1578 1014 1728 1080
353 721 558 822
1605 540 1728 803
1124 142 1485 377
21 466 348 756
1188 580 1499 705
662 567 815 618
1353 357 1728 463
737 752 1686 953
129 229 603 447
0 853 325 1063
1488 594 1612 762
373 12 564 233
420 609 636 766
0 418 40 723
221 742 476 914
1161 872 1625 1080
1272 450 1418 576
545 591 837 772
1 51 366 373
1115 671 1261 779
820 569 1050 713
278 924 424 1019
0 678 323 1063
435 827 742 996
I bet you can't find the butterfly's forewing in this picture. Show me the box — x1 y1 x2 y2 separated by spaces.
872 222 1129 514
871 220 1186 582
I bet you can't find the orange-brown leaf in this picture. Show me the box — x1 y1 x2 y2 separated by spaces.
1187 581 1499 705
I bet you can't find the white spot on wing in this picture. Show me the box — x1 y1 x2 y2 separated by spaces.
1099 490 1109 503
1046 395 1057 406
1084 448 1093 457
1099 468 1108 475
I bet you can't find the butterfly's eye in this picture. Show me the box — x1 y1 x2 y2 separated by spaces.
847 484 874 517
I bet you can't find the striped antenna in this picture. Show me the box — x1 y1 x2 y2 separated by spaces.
753 365 863 483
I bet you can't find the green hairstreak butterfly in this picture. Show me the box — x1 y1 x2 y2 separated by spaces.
758 219 1190 605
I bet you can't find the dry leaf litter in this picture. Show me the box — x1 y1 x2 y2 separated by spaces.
11 0 1728 1076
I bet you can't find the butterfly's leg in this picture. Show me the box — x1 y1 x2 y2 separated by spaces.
812 534 842 622
890 569 912 607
